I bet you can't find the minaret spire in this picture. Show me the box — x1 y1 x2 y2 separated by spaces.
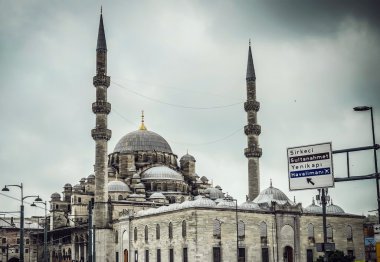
244 40 262 201
139 110 147 130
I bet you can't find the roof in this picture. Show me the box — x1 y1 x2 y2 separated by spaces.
108 180 131 192
114 129 172 154
254 182 294 206
141 166 183 181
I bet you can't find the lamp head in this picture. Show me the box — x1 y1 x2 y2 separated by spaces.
353 106 371 111
31 203 36 207
2 186 9 192
35 196 43 202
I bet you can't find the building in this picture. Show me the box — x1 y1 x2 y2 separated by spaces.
4 11 365 262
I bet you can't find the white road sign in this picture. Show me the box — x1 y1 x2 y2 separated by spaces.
287 142 334 191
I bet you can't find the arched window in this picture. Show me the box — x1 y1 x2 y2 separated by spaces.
308 223 315 244
182 220 187 238
145 225 149 243
213 219 221 239
346 225 353 241
327 225 333 242
115 230 119 244
134 227 137 242
118 195 123 200
169 222 173 239
238 220 245 238
156 224 160 240
260 221 267 245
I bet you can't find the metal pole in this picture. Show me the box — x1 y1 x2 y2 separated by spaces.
44 202 47 262
370 108 380 224
20 183 24 262
235 199 238 262
93 225 96 262
88 203 93 262
321 189 328 262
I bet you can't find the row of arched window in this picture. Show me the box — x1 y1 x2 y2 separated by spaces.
307 223 353 243
134 221 187 242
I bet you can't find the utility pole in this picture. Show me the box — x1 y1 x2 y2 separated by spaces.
321 189 328 262
88 203 93 262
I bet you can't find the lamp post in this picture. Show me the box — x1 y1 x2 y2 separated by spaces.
354 106 379 223
31 201 47 262
2 183 41 262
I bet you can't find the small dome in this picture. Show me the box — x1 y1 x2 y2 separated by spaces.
132 173 141 179
80 178 86 182
134 183 145 189
200 176 209 183
141 166 184 181
240 201 260 210
180 153 196 162
327 201 345 214
64 183 72 188
254 182 292 205
73 184 82 191
108 167 116 174
304 199 322 213
114 129 172 154
217 199 236 208
51 192 61 200
192 197 217 208
87 174 95 180
204 187 224 200
149 192 166 199
108 180 131 192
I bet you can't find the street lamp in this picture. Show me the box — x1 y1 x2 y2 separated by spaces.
354 106 379 223
31 201 48 262
2 183 41 262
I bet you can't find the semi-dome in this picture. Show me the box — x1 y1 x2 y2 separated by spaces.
108 180 131 192
114 129 172 154
254 181 292 205
304 199 322 213
141 166 184 181
327 201 345 214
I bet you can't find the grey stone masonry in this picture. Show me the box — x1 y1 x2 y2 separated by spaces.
92 12 111 229
245 42 262 201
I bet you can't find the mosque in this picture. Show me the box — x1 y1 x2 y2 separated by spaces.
22 11 365 262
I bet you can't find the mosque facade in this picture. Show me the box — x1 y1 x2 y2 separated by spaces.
8 11 365 262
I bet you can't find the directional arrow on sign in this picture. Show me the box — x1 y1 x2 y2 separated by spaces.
374 224 380 233
306 178 315 186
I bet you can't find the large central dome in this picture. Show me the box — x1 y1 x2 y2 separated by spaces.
114 129 172 153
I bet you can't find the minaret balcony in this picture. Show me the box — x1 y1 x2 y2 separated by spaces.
93 75 110 87
244 124 261 136
91 128 112 141
244 147 262 158
92 101 111 114
244 101 260 112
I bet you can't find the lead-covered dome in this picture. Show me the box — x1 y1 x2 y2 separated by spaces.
108 180 131 192
327 201 345 214
141 166 184 181
114 129 172 153
304 199 322 213
254 182 292 205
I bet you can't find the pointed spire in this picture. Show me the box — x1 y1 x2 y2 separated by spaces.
246 39 256 81
269 179 272 188
97 8 107 51
139 110 147 130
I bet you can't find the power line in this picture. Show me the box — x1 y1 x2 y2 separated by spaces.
0 192 45 211
112 81 243 110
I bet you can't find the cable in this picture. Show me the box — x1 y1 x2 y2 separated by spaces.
112 81 243 110
0 192 45 211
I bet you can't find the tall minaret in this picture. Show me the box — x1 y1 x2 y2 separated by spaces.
92 8 111 229
244 40 262 201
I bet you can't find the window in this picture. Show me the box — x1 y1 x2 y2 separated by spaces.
238 248 245 262
261 248 269 262
157 249 161 262
347 249 354 258
118 195 123 200
307 249 313 262
307 224 315 244
78 197 81 203
213 219 221 239
134 250 138 262
115 230 119 244
2 238 6 244
116 252 119 262
17 238 20 244
145 225 149 243
169 222 173 240
346 225 353 241
134 227 138 241
169 249 174 262
145 250 149 262
183 248 188 262
260 221 267 245
156 224 160 240
182 220 187 238
25 248 29 253
213 247 221 262
238 220 245 239
15 249 19 253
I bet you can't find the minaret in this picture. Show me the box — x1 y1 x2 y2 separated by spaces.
244 40 262 201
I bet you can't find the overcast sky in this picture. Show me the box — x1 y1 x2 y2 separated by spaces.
1 1 379 218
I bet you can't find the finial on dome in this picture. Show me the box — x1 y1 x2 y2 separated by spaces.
270 179 272 188
249 38 251 47
312 197 315 205
101 6 102 14
139 110 147 130
293 196 296 203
